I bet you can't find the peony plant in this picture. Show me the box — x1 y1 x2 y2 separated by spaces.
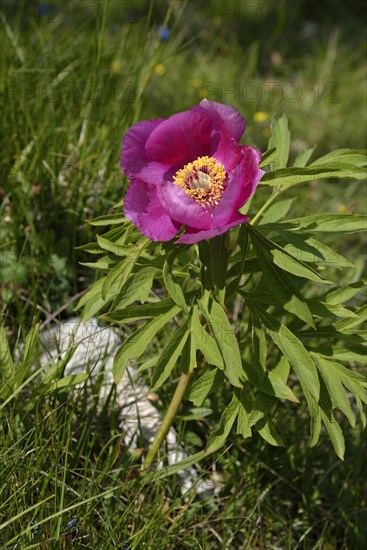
78 102 366 474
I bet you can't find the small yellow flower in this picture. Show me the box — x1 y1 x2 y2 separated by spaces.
110 60 122 73
192 78 202 89
338 204 348 213
154 63 166 76
254 111 269 123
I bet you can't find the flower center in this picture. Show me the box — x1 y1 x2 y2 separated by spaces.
173 156 227 206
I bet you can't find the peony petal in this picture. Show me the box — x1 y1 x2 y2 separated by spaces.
212 146 265 225
157 181 213 230
196 103 243 173
176 212 249 244
121 118 172 184
209 130 242 173
124 179 180 241
145 108 212 168
199 99 246 142
234 146 265 210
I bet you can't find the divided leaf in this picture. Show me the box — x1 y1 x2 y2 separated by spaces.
163 248 188 312
200 300 244 388
150 318 191 391
206 393 240 454
186 367 225 407
268 114 290 169
113 305 179 383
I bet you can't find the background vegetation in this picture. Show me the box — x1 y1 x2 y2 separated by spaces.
0 0 366 547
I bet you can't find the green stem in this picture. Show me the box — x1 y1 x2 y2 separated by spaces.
143 372 193 469
250 188 282 226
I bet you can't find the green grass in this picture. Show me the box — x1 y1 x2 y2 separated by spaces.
0 0 366 547
1 375 366 548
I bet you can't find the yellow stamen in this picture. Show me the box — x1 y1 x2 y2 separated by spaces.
173 156 226 206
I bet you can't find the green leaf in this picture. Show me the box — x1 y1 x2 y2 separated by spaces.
307 300 358 320
143 450 209 482
226 225 250 297
186 367 224 407
111 267 156 310
259 147 278 168
268 114 290 169
88 213 128 226
46 373 89 391
314 148 366 168
101 259 135 301
267 370 299 402
303 387 322 447
272 355 291 382
356 397 366 429
333 305 367 332
76 241 107 254
261 166 344 187
317 345 366 364
248 225 331 284
178 407 213 421
314 355 356 427
277 233 353 268
77 278 112 320
41 344 78 385
237 409 252 438
260 198 294 225
271 248 331 283
179 333 197 373
205 393 240 453
102 224 131 243
113 305 180 383
103 294 197 324
256 417 285 446
106 300 177 322
0 324 15 399
248 393 276 426
200 300 244 388
285 214 367 234
251 304 320 402
80 259 111 271
235 391 252 438
246 317 299 402
150 319 190 391
326 282 366 305
163 248 188 313
101 238 149 300
294 145 315 167
343 377 367 406
262 156 365 188
135 356 159 376
313 354 366 390
251 317 267 375
14 324 40 388
199 237 229 291
191 305 224 369
96 235 138 257
320 409 345 460
245 360 300 404
250 232 315 326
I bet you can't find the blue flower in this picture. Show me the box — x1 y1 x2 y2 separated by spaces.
37 4 50 16
158 26 170 41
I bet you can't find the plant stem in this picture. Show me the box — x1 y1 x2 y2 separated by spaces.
250 188 281 225
143 371 193 469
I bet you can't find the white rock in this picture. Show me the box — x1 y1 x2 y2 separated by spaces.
39 318 220 496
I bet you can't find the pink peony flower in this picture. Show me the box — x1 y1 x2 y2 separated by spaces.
120 100 264 244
